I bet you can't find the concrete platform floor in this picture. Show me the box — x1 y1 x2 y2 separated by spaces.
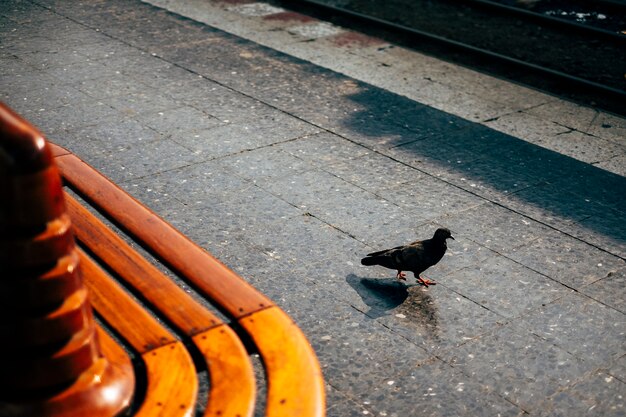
1 0 625 416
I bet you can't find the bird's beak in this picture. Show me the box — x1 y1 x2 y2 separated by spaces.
450 236 455 240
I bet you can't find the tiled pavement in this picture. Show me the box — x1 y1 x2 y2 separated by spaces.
1 1 625 416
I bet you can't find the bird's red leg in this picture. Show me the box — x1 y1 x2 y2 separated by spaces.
396 271 407 281
417 276 436 286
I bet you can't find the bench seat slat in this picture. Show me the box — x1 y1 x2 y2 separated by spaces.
55 152 273 319
69 195 257 417
66 193 222 335
138 342 198 417
80 253 198 416
50 144 326 417
193 326 256 417
80 251 176 353
240 307 325 417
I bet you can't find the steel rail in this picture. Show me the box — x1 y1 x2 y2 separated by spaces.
275 0 626 116
457 0 626 42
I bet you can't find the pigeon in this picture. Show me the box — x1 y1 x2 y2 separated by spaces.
360 228 454 286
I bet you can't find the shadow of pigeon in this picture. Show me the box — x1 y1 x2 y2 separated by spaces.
345 274 439 337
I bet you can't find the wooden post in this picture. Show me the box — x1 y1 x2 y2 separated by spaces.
0 103 134 417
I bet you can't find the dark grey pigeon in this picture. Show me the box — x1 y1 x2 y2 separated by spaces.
360 228 454 286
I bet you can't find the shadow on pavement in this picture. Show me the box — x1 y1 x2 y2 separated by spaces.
337 86 626 256
346 274 439 340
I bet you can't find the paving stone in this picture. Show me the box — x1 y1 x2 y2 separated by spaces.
72 118 165 147
564 209 626 259
78 138 205 183
118 179 194 230
485 112 571 150
322 150 423 193
44 60 127 85
0 71 60 97
135 105 222 137
168 113 319 157
378 176 485 222
441 323 596 413
361 358 524 417
0 55 31 77
78 74 156 99
151 34 250 64
537 371 625 417
437 202 552 254
443 255 572 319
261 169 422 248
546 165 626 214
164 80 266 123
440 156 541 202
1 3 59 24
536 130 626 165
506 229 624 289
104 92 182 117
65 39 143 61
297 303 433 400
526 100 626 147
3 84 93 116
595 153 626 177
18 48 90 70
496 182 608 230
608 354 626 382
326 392 373 417
240 211 363 271
24 99 121 136
122 158 254 207
520 293 626 368
347 276 504 354
175 189 303 250
580 267 626 314
217 146 311 184
226 2 286 17
277 131 370 168
384 135 484 179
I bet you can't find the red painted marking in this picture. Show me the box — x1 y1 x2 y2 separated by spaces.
263 11 316 23
330 31 384 48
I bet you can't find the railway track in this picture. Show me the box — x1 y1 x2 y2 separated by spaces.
274 0 626 116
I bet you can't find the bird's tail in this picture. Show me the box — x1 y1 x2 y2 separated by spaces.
360 256 379 266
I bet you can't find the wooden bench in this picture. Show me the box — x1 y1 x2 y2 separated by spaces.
0 103 325 417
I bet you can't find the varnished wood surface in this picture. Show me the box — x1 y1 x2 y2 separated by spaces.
0 252 82 310
51 147 326 416
79 251 177 353
138 342 198 417
1 165 66 229
55 153 273 319
80 253 198 417
69 198 259 416
1 213 74 269
1 101 134 416
0 327 135 417
240 307 326 417
192 326 256 417
66 194 221 336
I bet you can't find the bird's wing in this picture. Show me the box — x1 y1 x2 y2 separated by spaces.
365 244 405 257
400 241 427 271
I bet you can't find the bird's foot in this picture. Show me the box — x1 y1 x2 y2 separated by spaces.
417 277 436 287
396 271 407 281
